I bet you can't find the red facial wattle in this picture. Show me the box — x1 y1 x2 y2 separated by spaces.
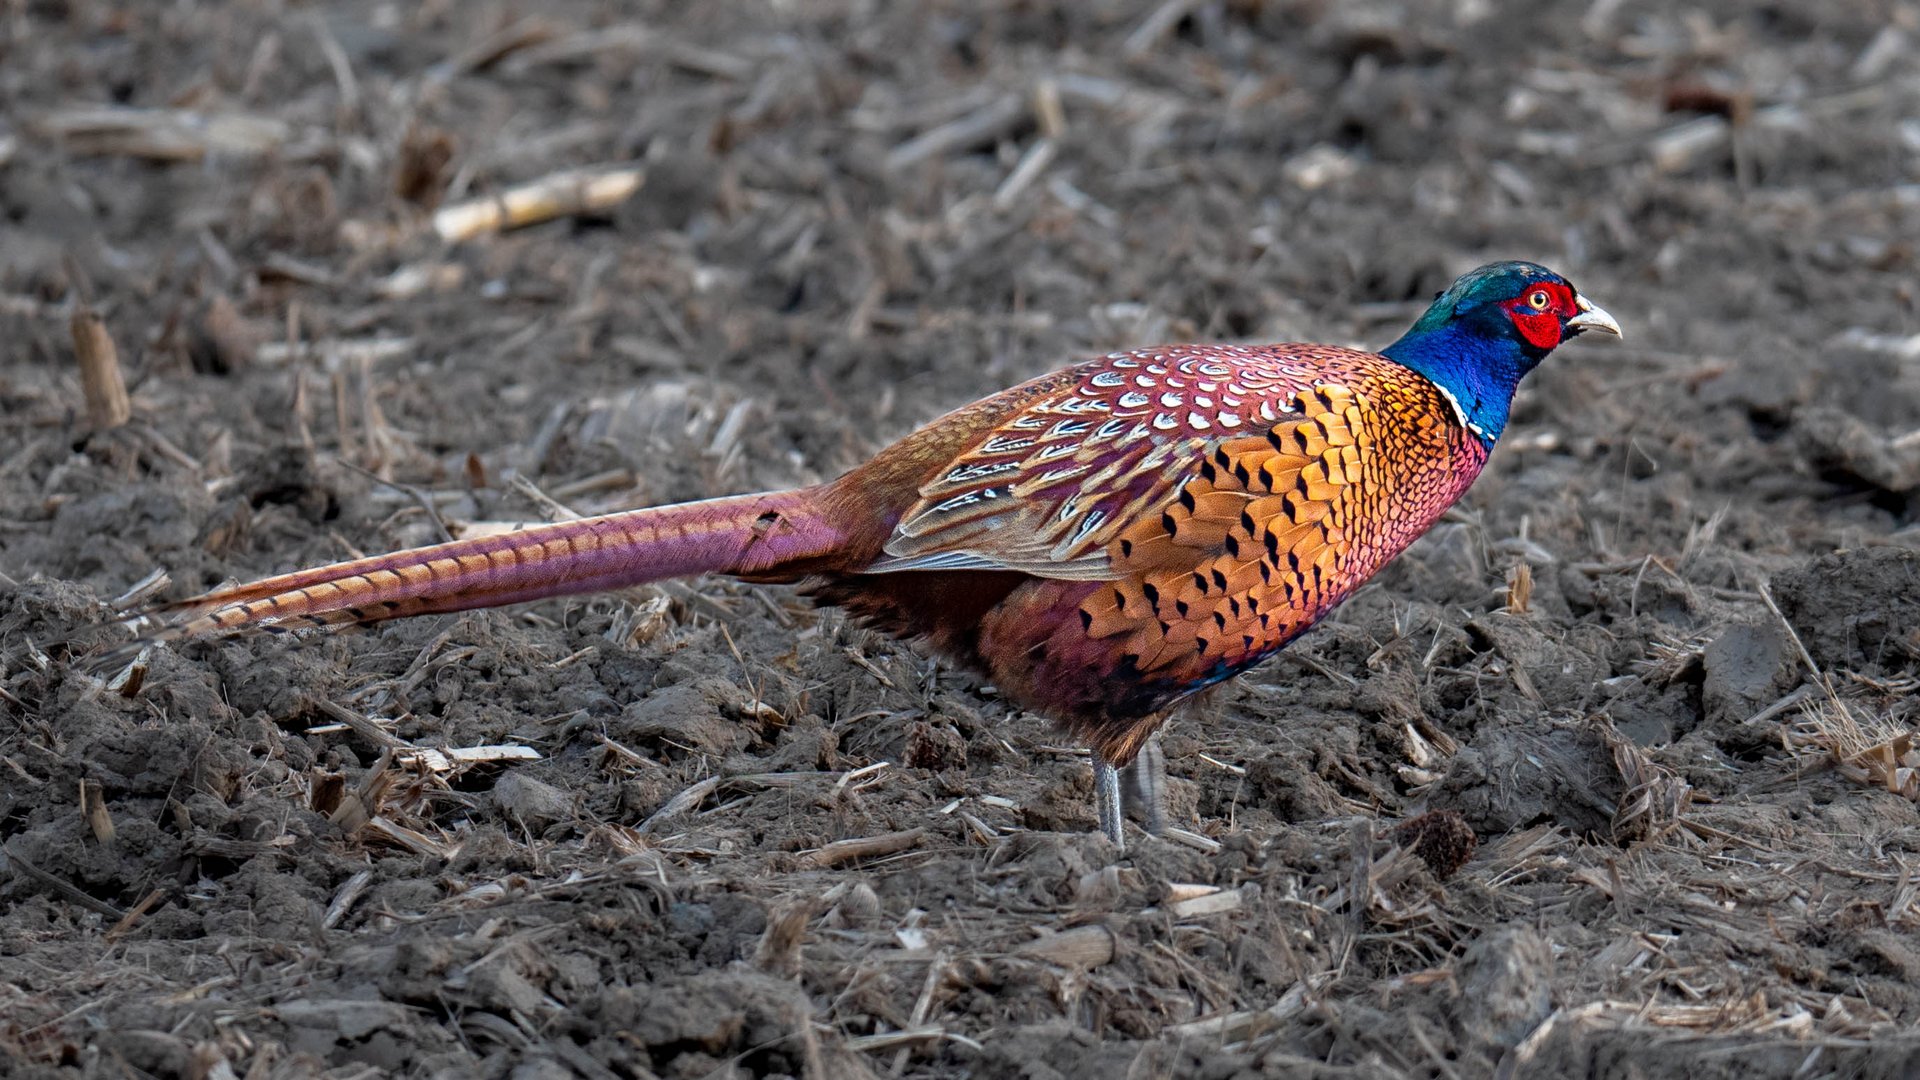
1503 281 1574 351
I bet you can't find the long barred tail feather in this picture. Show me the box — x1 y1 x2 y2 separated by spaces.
92 487 846 670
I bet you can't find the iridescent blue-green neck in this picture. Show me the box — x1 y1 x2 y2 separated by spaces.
1380 263 1558 446
1381 321 1541 446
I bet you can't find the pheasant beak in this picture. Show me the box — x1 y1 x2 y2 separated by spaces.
1567 294 1622 339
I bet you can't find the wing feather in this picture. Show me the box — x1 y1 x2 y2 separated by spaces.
870 346 1391 594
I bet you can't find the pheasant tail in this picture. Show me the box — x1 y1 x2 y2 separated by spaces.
117 487 848 652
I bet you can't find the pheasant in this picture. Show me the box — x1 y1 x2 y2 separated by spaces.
104 261 1619 848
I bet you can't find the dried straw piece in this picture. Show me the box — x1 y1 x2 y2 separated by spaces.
432 165 645 242
801 828 926 869
1169 974 1330 1040
1163 826 1223 853
1789 697 1920 800
395 744 542 773
1165 882 1219 904
106 656 147 699
2 845 125 919
1649 116 1731 174
328 749 396 832
501 23 751 80
1604 722 1695 842
314 700 405 748
843 1027 949 1053
754 901 813 977
1032 78 1066 139
426 19 558 83
254 336 414 369
323 869 374 930
1498 994 1787 1077
1123 0 1204 58
365 815 447 858
992 138 1058 210
887 94 1025 170
1014 924 1116 969
110 567 170 612
32 106 289 161
79 779 115 844
1506 562 1533 613
103 888 167 943
372 263 466 301
1166 887 1243 919
71 309 130 429
636 775 724 835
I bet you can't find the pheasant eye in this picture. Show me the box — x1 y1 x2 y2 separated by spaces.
1526 289 1551 310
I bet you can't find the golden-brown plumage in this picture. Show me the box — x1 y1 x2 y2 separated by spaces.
101 262 1620 848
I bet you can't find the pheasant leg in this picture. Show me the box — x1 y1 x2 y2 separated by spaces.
1092 755 1126 850
1120 733 1169 836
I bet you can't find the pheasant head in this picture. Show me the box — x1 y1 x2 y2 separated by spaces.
1382 261 1621 444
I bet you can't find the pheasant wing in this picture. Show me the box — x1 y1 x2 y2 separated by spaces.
876 404 1187 580
873 348 1374 606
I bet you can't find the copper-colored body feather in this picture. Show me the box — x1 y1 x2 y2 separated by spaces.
815 346 1487 764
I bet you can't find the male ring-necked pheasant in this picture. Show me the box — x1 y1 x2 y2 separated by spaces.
110 262 1619 847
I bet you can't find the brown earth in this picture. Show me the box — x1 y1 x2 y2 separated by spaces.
4 2 1920 1078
